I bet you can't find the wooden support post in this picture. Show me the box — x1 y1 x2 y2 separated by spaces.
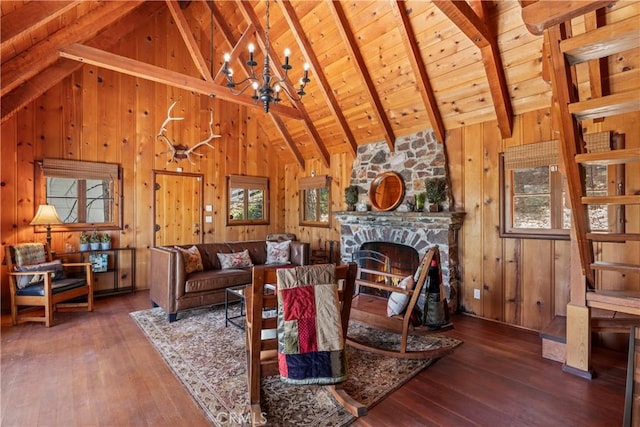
563 303 594 379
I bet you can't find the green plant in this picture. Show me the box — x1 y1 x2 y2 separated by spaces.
415 192 426 210
79 232 90 244
89 230 100 243
425 177 447 205
101 233 111 243
344 185 359 207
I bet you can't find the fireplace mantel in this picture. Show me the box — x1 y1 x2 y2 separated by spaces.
334 210 465 224
335 210 465 310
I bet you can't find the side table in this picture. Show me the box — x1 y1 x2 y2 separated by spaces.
225 283 276 330
225 285 248 329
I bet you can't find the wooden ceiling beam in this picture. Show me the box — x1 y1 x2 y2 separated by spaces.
433 0 513 138
328 1 396 152
1 1 165 124
271 114 305 169
236 0 331 167
207 2 256 84
521 0 616 35
164 0 213 82
1 0 81 62
58 43 304 120
1 1 145 98
276 0 358 160
391 0 446 144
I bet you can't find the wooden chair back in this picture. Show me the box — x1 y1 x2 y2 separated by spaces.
246 262 365 425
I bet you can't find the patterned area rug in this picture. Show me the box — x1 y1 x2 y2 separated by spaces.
130 306 461 427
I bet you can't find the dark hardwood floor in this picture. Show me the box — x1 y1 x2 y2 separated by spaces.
1 291 626 426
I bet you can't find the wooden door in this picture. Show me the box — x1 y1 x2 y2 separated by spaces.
153 171 203 247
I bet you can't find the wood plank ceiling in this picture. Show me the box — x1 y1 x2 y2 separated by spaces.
2 0 601 167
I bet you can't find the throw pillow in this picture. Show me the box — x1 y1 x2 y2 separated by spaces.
266 240 291 265
217 249 253 269
175 246 204 274
14 259 65 289
386 275 415 317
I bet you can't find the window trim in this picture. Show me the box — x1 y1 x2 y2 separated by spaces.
226 175 269 226
299 175 332 228
35 158 123 232
499 153 569 240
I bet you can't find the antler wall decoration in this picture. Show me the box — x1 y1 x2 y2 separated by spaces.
156 101 221 163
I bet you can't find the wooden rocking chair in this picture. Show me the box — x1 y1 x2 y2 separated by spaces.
246 263 366 426
347 246 454 359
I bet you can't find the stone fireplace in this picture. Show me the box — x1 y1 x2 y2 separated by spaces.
335 211 464 310
337 128 465 311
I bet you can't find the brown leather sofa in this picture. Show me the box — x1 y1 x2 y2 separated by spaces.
149 240 310 321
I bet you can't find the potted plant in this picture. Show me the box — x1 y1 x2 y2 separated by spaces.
344 185 359 211
89 231 101 250
100 232 111 250
79 232 90 251
425 177 447 212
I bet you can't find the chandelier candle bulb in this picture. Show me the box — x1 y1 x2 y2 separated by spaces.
283 48 291 69
248 43 256 66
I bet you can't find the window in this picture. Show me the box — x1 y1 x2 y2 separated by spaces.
227 175 269 225
299 175 331 227
35 159 122 231
500 139 609 239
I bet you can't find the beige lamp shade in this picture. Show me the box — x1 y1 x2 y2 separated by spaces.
30 204 63 247
30 204 63 226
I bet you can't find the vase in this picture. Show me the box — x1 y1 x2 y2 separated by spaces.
90 243 100 250
79 243 90 251
101 242 111 250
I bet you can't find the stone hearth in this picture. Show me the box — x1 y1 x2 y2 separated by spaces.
335 211 465 311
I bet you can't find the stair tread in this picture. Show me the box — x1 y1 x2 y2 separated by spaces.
568 90 640 121
575 148 640 165
587 231 640 242
561 16 640 64
587 232 640 242
587 290 640 316
540 316 566 342
581 195 640 205
591 261 640 273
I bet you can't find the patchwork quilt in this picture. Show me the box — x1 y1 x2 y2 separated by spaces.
276 264 347 385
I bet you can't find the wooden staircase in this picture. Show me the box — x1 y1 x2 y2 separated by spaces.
525 2 640 377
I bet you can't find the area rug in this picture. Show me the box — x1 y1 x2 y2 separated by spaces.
130 306 461 427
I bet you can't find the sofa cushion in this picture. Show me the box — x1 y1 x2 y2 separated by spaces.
16 277 86 296
266 240 291 265
174 245 203 274
184 269 252 293
217 250 253 269
227 241 267 265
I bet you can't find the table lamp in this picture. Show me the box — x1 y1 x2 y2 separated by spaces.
30 204 63 248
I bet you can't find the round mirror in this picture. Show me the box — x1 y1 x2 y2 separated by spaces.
369 172 405 211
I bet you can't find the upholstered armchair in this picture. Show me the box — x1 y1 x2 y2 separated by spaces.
5 243 93 327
